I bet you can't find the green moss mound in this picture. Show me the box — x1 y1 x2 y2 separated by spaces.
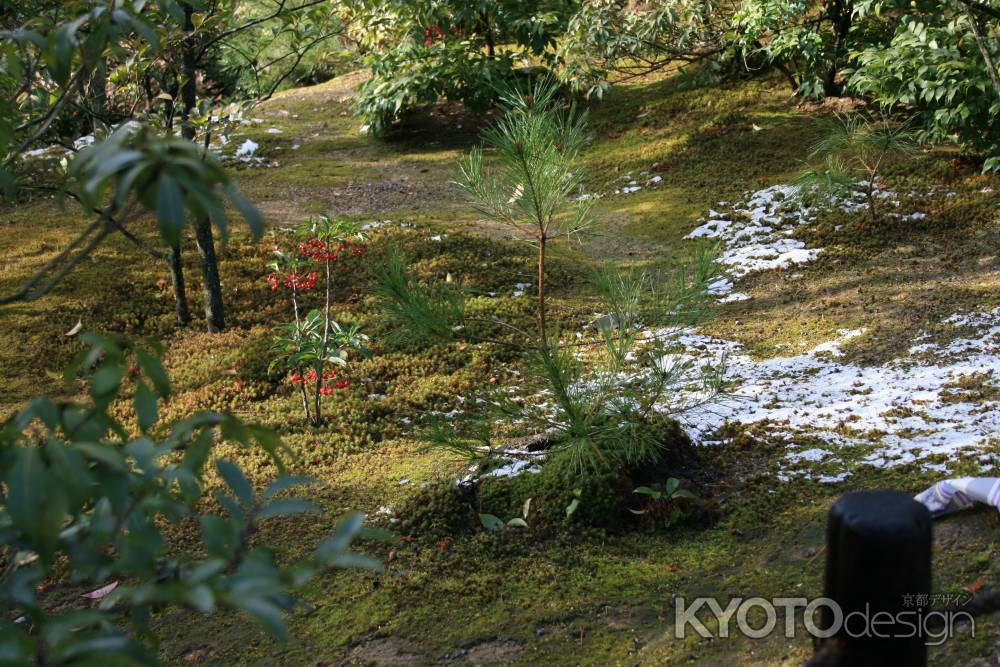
398 416 708 537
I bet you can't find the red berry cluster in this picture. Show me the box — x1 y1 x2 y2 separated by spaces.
423 25 444 45
266 271 318 291
288 368 352 394
298 238 364 263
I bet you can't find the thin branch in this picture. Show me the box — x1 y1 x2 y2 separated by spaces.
0 209 118 305
195 0 327 59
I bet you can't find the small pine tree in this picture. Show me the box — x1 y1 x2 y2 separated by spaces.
457 79 592 340
795 113 918 223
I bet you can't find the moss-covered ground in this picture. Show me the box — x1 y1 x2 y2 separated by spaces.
2 69 1000 665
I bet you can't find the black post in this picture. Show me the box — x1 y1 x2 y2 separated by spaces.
815 490 932 666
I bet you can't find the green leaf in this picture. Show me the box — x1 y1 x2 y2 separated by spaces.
228 188 263 240
186 585 215 614
315 513 364 562
7 447 46 535
73 442 127 471
90 364 124 399
155 175 185 245
257 499 319 519
262 475 314 498
8 447 64 558
135 349 170 397
331 552 384 571
134 380 158 431
506 518 528 528
479 513 504 531
215 459 254 507
565 498 580 517
235 597 287 641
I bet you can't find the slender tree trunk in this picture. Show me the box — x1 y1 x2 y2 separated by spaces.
181 2 227 332
312 246 332 424
169 243 192 325
289 286 311 422
298 380 312 422
537 235 547 341
962 1 1000 99
482 12 495 60
866 178 878 224
823 0 853 97
89 61 109 133
194 217 226 332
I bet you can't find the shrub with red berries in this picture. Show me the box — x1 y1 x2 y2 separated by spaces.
268 214 371 425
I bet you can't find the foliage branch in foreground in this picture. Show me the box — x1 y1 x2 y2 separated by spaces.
0 332 384 664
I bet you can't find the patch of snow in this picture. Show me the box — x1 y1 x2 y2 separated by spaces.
718 292 750 303
235 139 259 159
484 459 543 479
706 277 734 295
266 128 282 134
789 448 830 462
22 146 57 159
656 308 1000 474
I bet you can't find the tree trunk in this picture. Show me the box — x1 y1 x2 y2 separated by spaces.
962 1 1000 99
181 2 226 332
312 245 333 425
823 0 853 97
482 12 495 60
89 61 109 133
169 242 192 325
194 216 226 332
537 235 547 341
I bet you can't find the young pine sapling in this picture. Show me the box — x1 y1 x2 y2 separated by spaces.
794 113 917 224
457 80 592 340
373 81 727 476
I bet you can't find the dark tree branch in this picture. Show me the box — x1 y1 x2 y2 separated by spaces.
194 0 328 59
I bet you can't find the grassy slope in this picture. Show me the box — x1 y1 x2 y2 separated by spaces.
2 70 1000 665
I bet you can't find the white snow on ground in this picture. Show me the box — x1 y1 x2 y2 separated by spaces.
652 309 1000 477
684 185 825 278
235 139 258 158
643 182 993 480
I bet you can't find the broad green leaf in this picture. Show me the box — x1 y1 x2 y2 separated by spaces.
479 513 504 531
134 380 158 431
215 459 254 507
155 175 185 245
257 500 319 519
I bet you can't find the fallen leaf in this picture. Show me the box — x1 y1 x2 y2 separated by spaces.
83 581 119 599
963 575 988 596
65 319 83 336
